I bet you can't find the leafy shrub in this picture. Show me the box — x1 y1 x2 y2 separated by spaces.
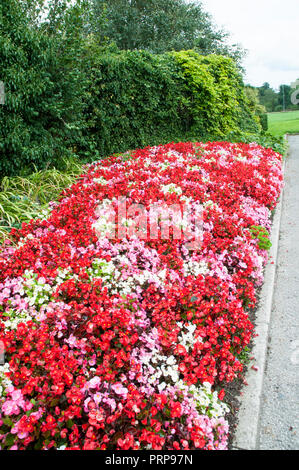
243 86 268 132
220 130 287 156
0 0 87 176
259 113 268 132
250 225 272 251
79 46 190 160
80 47 261 160
172 51 258 137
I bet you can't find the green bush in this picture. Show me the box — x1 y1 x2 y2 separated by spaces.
221 130 287 156
79 46 190 159
171 51 255 137
250 225 272 251
0 0 87 176
243 85 267 132
259 113 268 132
0 2 265 176
80 47 260 160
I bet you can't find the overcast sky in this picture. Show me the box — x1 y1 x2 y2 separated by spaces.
201 0 299 90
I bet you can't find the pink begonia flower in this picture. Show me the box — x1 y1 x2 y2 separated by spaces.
5 385 14 394
2 400 20 416
105 398 116 411
2 288 10 297
88 376 101 389
35 311 47 322
23 401 34 412
11 389 23 402
66 334 77 348
93 392 102 405
88 355 96 366
111 383 128 396
11 425 19 435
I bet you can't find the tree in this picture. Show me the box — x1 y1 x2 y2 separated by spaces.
278 84 299 111
258 83 279 112
0 0 90 176
257 82 299 112
92 0 243 62
244 86 267 131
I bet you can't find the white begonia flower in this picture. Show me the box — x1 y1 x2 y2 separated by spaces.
158 382 167 392
144 158 152 167
166 355 176 366
161 183 183 196
183 259 209 278
121 218 134 227
0 363 13 396
94 176 108 185
177 322 202 353
181 195 193 204
159 162 171 170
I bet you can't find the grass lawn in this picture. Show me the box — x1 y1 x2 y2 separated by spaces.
268 110 299 136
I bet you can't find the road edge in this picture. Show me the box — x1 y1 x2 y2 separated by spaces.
231 140 286 450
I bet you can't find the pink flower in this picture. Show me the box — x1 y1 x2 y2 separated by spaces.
2 400 20 416
88 376 101 389
11 390 23 402
111 383 128 396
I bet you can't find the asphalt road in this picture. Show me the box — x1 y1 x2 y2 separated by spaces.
257 135 299 450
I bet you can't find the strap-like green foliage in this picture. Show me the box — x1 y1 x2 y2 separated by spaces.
0 157 84 243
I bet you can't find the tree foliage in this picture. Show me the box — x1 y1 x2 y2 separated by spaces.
0 0 89 176
79 47 260 159
92 0 244 62
0 0 263 177
257 82 299 113
244 86 268 131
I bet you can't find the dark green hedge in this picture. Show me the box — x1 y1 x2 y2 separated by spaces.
79 48 191 160
1 23 262 176
259 113 268 132
79 48 261 161
0 0 87 177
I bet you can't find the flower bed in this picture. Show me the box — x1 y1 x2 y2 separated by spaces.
0 141 283 450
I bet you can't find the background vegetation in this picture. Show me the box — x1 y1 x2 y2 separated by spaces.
1 0 270 177
0 0 90 176
256 82 299 113
80 47 264 160
0 0 287 240
92 0 244 61
268 110 299 136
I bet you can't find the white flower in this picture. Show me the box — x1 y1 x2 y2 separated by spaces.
166 356 176 366
161 183 183 196
183 259 209 278
94 176 108 185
